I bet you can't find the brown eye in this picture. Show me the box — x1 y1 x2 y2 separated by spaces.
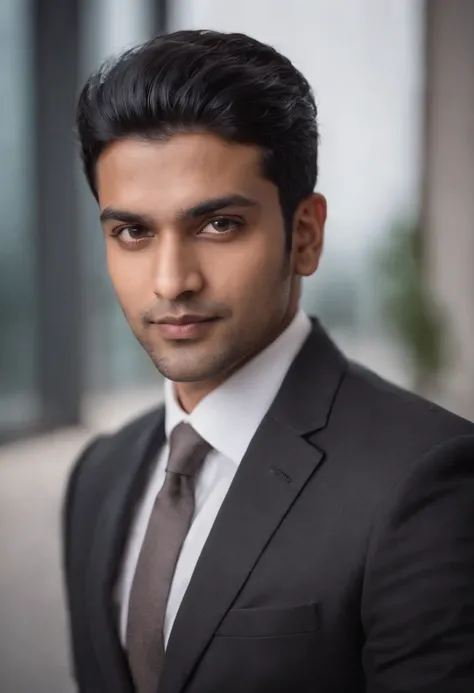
114 226 152 244
200 217 242 235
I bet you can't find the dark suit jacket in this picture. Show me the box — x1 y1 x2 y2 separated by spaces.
63 320 474 693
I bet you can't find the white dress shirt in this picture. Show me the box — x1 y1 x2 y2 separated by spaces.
117 309 312 647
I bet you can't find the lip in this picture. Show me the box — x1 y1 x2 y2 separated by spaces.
152 317 220 340
156 314 216 326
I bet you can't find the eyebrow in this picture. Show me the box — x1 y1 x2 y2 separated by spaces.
177 194 259 220
99 194 259 226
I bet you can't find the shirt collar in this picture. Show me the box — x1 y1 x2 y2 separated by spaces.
164 309 312 465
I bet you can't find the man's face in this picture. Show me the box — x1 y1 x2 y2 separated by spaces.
96 133 314 389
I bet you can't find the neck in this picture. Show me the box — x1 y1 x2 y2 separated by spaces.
173 377 224 414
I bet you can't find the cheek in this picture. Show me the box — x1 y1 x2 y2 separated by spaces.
105 246 149 311
207 234 285 305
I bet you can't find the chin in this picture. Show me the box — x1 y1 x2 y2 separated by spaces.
152 348 236 384
151 358 216 383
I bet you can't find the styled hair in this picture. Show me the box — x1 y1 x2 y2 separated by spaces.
76 30 319 249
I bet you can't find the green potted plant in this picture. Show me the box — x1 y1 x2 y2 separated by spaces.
377 219 445 394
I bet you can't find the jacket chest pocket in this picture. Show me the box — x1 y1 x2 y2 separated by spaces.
216 602 320 638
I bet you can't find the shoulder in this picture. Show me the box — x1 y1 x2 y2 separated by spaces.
63 404 164 528
317 360 474 503
72 403 164 473
337 359 474 447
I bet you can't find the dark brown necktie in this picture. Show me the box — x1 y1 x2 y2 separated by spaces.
126 422 211 693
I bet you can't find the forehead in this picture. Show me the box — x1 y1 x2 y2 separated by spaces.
96 133 270 211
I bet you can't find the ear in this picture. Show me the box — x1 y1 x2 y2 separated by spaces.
291 193 327 276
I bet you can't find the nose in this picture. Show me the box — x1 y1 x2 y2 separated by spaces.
151 232 204 300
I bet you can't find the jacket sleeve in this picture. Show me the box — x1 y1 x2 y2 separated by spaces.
361 434 474 693
61 435 108 688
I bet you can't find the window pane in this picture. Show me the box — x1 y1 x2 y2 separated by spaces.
0 0 38 438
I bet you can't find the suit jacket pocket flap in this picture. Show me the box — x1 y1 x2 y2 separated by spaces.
216 602 320 638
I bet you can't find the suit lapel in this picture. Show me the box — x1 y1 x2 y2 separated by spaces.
159 320 346 693
86 407 166 692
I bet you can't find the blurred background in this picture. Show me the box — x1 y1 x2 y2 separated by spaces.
1 0 473 691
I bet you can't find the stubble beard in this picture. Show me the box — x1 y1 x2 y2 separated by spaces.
137 326 246 384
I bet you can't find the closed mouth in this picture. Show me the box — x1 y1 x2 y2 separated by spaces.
155 316 219 326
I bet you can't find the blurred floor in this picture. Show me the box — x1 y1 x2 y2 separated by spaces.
0 427 91 693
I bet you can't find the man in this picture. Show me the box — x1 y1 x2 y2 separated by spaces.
63 30 474 693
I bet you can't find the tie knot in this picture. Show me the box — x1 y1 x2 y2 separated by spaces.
166 422 211 477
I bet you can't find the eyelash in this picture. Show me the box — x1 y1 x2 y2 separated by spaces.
110 216 244 245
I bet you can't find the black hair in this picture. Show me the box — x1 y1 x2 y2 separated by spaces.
76 29 319 250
